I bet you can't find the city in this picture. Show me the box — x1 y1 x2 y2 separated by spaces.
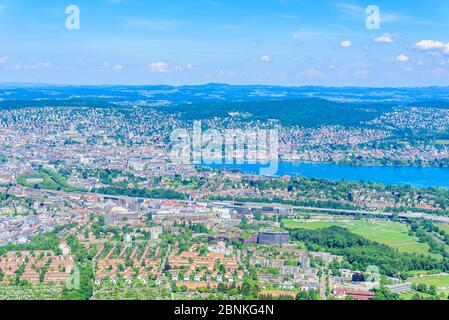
2 102 449 301
1 0 449 312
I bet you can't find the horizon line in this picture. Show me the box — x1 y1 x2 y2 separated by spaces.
1 82 449 90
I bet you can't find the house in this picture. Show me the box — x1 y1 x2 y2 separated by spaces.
334 288 374 300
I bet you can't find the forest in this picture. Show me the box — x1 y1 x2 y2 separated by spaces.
290 226 449 277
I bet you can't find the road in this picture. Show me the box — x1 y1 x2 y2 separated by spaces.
320 270 327 301
240 201 449 224
290 205 449 223
13 187 449 224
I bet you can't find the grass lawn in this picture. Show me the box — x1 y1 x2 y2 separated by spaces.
282 220 334 230
400 290 434 300
407 270 442 277
409 274 449 288
436 223 449 234
283 219 432 255
436 288 449 297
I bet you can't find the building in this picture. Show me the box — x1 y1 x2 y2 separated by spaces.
334 288 374 300
257 230 289 245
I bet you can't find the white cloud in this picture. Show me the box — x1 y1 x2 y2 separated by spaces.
301 68 325 77
148 62 193 74
260 55 271 62
174 64 193 73
104 61 123 71
396 54 409 62
414 40 445 49
149 61 169 73
374 34 396 43
11 61 52 70
112 64 123 71
0 56 10 64
414 40 449 55
217 69 237 77
340 40 352 48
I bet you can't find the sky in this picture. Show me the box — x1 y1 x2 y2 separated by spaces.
1 0 449 87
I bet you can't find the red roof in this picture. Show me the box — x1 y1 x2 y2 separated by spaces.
335 288 374 300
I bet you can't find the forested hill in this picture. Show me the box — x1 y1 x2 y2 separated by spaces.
1 96 449 128
406 101 449 109
156 98 394 127
0 98 114 110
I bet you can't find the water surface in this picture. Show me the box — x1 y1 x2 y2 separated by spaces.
200 161 449 189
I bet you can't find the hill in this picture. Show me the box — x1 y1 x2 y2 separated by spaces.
156 98 393 127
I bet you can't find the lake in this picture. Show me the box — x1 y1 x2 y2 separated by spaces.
199 161 449 189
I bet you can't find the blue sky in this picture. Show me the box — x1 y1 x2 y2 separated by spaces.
1 0 449 86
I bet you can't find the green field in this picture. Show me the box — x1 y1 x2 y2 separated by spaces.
283 220 335 230
283 219 432 255
409 274 449 288
0 283 64 300
399 290 436 300
17 167 83 193
437 223 449 234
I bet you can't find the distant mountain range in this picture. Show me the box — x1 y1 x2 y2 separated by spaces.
1 83 449 105
2 84 449 128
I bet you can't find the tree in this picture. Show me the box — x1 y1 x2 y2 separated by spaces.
373 287 399 300
429 285 437 296
241 275 260 299
296 289 319 300
416 283 428 293
352 273 365 282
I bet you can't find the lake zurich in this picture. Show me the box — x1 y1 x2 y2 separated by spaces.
200 161 449 189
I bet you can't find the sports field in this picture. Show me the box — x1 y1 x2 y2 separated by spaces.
283 219 431 255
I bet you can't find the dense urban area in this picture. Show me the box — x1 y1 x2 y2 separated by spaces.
3 86 449 300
